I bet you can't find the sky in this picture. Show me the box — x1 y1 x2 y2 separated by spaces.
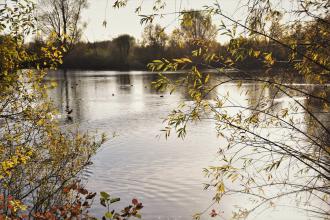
81 0 243 43
2 0 297 43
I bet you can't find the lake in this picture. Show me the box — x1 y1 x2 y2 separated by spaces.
46 70 329 220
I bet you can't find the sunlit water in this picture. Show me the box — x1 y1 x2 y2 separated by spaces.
46 70 329 220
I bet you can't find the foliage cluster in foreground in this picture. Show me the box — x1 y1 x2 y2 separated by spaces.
0 1 143 219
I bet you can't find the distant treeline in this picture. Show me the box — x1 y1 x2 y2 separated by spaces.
26 11 308 71
31 36 292 71
59 41 281 71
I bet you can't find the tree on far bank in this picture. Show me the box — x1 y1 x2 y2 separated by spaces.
180 10 218 43
112 34 135 65
38 0 88 48
142 24 168 49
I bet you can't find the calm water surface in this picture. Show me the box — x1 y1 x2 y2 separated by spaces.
46 70 328 220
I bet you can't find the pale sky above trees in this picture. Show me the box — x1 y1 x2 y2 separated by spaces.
81 0 242 42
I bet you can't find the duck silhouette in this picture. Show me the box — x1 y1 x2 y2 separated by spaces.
65 108 73 115
66 115 73 122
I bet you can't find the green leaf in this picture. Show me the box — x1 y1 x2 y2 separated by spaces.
110 197 120 204
105 212 113 219
100 198 107 207
100 191 110 200
205 74 210 83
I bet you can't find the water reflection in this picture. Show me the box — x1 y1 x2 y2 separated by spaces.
45 70 329 220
